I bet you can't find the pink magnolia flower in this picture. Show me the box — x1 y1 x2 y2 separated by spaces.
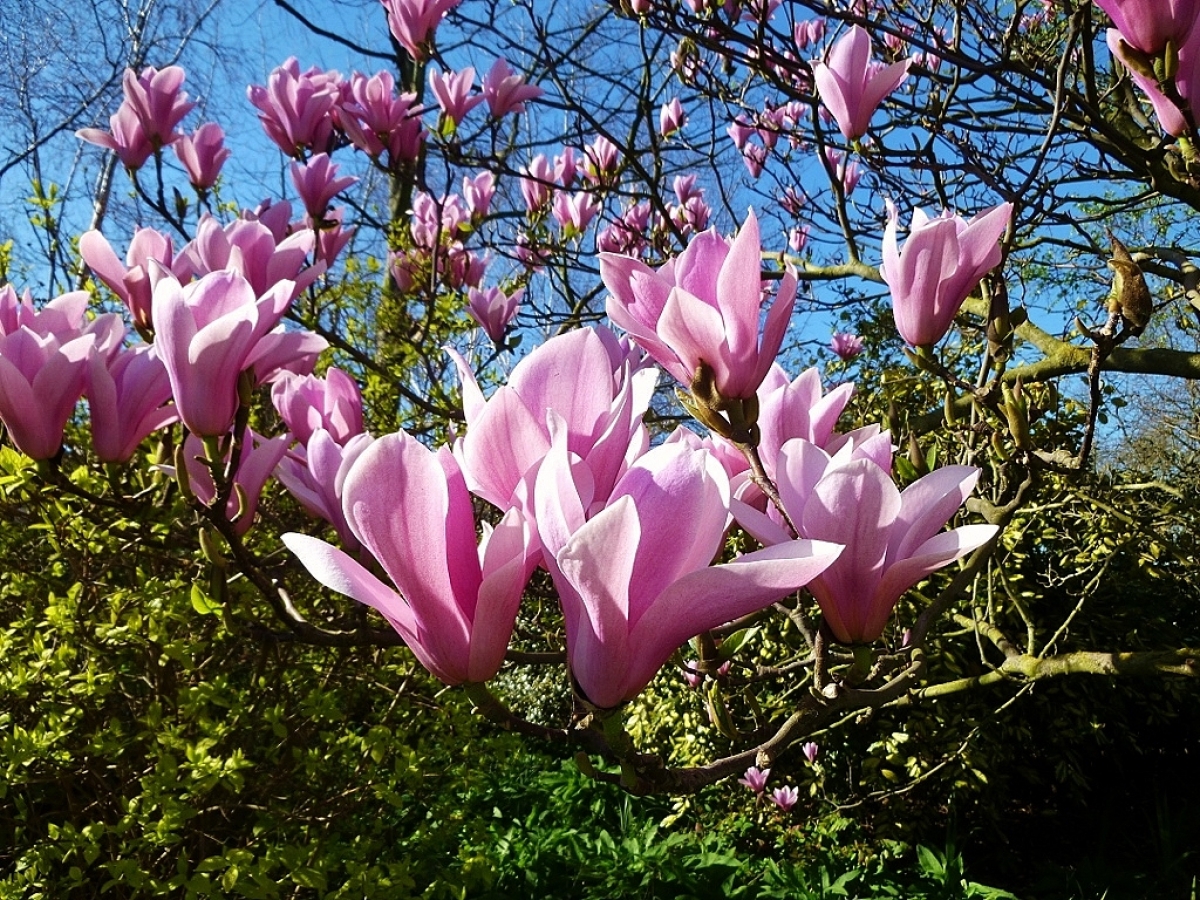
382 0 461 60
450 326 656 513
793 18 826 49
176 214 322 299
181 428 290 535
276 429 375 549
429 66 485 128
520 155 555 211
121 65 195 149
87 343 178 463
151 269 328 437
463 171 496 218
271 367 364 446
755 365 856 476
789 227 809 253
174 123 231 190
76 104 155 170
812 26 910 141
481 58 544 117
881 200 1012 347
535 441 842 708
830 332 864 360
283 429 539 684
290 153 358 220
311 208 356 270
552 191 602 236
1094 0 1199 55
339 70 425 167
770 786 799 812
1106 27 1200 136
80 227 178 332
600 209 796 400
733 438 998 644
0 292 97 460
660 98 687 136
738 766 771 792
467 286 523 343
555 147 580 186
801 741 819 763
582 135 620 184
247 58 342 157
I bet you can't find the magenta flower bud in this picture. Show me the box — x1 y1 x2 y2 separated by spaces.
738 766 770 793
339 70 426 168
659 97 687 137
830 332 863 360
87 343 178 463
881 200 1012 347
1106 28 1200 136
582 135 620 184
174 123 231 191
283 430 540 685
290 153 358 221
120 65 194 149
812 25 910 141
770 786 799 812
600 209 797 400
270 367 364 446
467 285 523 343
429 66 485 127
176 214 322 299
801 741 819 763
482 58 544 117
382 0 462 60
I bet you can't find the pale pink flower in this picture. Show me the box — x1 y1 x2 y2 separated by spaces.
290 153 358 220
481 58 544 117
381 0 462 60
174 123 231 190
271 367 364 446
283 429 540 684
812 25 909 141
429 66 485 127
831 332 863 360
467 286 523 343
738 766 771 793
770 786 799 812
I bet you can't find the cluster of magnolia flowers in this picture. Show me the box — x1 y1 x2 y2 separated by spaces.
279 211 1002 709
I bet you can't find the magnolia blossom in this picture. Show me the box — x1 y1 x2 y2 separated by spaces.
174 123 231 190
831 332 864 360
659 98 686 136
276 430 375 549
87 343 177 463
1106 27 1200 136
181 429 290 535
0 291 97 460
535 441 842 708
382 0 461 60
801 741 820 763
76 104 155 170
284 429 539 684
882 200 1012 347
733 438 998 644
481 58 544 117
247 58 342 157
151 269 327 437
552 191 602 236
429 67 485 127
1094 0 1199 55
812 26 910 141
271 367 364 446
738 766 770 792
467 286 523 343
290 154 358 220
121 66 194 148
770 786 799 812
450 326 655 514
176 214 323 299
339 70 425 167
600 209 796 400
80 227 178 332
